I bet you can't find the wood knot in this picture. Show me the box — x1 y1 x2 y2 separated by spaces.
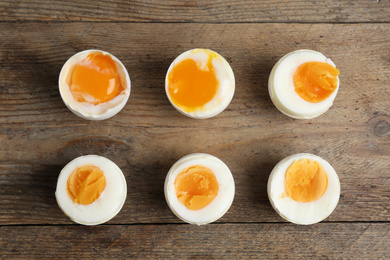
374 120 389 136
367 115 390 137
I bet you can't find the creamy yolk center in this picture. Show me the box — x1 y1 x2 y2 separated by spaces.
285 159 328 203
70 52 124 105
293 61 340 103
67 165 106 205
175 165 219 210
167 53 219 112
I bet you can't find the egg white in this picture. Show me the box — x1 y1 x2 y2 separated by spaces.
165 49 235 119
59 49 131 120
164 153 235 225
267 153 340 225
55 155 127 225
268 49 340 119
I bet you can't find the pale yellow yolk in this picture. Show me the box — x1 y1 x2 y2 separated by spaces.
285 159 328 203
175 165 219 210
167 53 219 112
67 165 106 205
70 52 124 105
293 61 340 103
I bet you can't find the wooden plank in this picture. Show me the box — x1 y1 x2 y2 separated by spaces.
0 23 389 225
0 223 389 258
0 0 389 23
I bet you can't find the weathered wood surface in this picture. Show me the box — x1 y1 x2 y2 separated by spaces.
1 1 390 257
0 23 389 226
0 0 389 23
1 223 389 259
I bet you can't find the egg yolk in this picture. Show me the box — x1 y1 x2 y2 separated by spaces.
175 165 219 210
285 159 328 203
167 53 219 112
70 52 125 105
67 165 106 205
293 61 340 103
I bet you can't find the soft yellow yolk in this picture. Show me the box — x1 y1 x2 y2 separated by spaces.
70 52 124 105
285 159 328 203
175 165 219 210
293 61 340 103
167 53 219 112
67 165 106 205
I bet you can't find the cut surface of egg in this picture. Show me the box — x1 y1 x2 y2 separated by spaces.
59 50 131 120
268 49 340 119
164 153 235 225
165 49 235 119
55 155 127 225
267 153 340 225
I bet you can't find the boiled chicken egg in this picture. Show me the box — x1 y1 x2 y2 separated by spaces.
164 153 235 225
59 49 131 120
55 155 127 225
165 49 235 119
267 153 340 225
268 49 340 119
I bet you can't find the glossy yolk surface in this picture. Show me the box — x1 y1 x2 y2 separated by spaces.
293 61 340 103
175 165 219 210
70 52 124 105
285 159 328 203
167 53 219 112
67 165 106 205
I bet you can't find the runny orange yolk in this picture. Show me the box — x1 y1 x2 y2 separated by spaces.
67 165 106 205
285 159 328 203
70 52 124 105
293 61 340 103
175 165 219 210
167 53 219 112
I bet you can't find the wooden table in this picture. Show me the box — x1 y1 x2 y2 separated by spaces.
1 1 389 258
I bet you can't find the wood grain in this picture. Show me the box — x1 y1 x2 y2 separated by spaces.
0 23 389 225
1 223 389 258
1 0 390 258
0 0 389 23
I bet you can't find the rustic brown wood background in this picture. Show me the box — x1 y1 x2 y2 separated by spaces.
0 1 389 259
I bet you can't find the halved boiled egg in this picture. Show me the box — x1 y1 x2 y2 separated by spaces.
55 155 127 225
165 49 235 119
268 49 340 119
267 153 340 225
59 50 131 120
164 153 235 225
